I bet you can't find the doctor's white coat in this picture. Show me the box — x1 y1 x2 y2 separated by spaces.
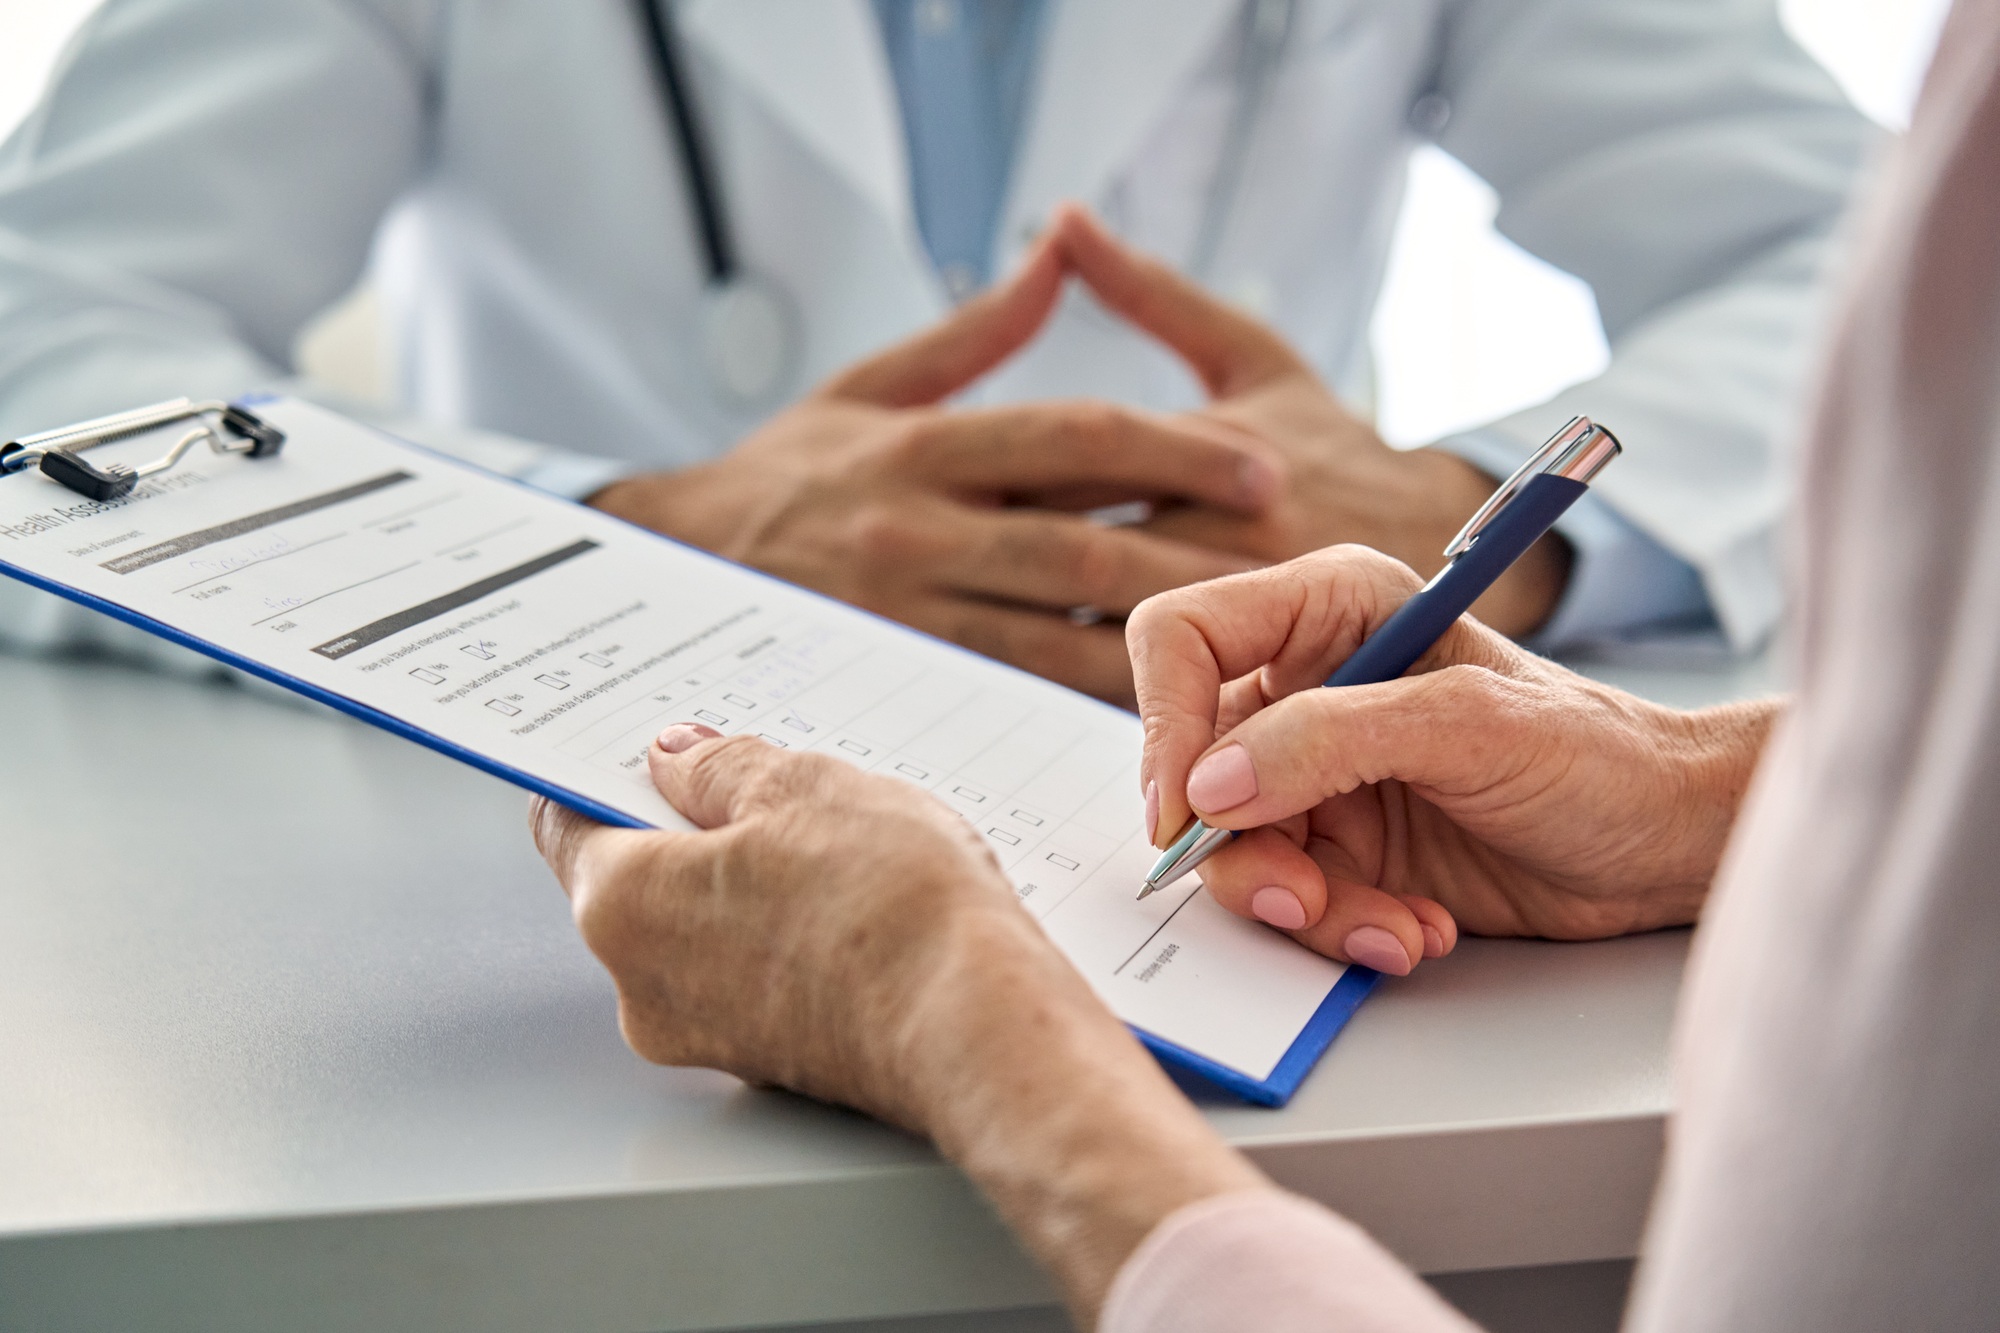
0 0 1874 654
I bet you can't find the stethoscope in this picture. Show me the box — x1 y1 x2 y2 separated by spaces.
635 0 801 408
632 0 1295 406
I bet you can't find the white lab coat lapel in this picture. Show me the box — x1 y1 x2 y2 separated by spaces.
676 0 916 247
1000 0 1239 265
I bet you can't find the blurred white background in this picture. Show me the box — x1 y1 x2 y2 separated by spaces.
0 0 1955 440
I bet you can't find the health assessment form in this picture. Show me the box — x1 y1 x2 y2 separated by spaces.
0 399 1351 1089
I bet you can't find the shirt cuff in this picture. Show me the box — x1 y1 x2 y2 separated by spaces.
1432 429 1719 652
511 451 634 502
1101 1190 1475 1333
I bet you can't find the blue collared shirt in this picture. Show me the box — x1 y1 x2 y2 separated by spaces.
872 0 1049 301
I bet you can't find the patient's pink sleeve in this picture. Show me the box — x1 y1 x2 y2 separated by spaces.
1100 1191 1480 1333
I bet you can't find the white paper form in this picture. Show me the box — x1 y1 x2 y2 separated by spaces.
0 399 1351 1088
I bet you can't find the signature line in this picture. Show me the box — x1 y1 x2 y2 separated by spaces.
251 562 421 625
171 532 348 594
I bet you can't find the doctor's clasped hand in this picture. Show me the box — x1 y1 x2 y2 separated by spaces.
1052 210 1572 639
0 0 1876 679
595 206 1575 711
590 226 1279 706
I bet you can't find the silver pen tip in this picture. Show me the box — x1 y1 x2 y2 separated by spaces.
1135 878 1160 901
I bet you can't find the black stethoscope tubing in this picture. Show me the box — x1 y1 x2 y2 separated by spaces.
632 0 801 405
628 0 1292 400
634 0 734 285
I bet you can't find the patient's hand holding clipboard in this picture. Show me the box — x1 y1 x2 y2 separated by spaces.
0 396 1377 1105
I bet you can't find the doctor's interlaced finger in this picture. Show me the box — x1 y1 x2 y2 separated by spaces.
931 507 1259 618
1045 205 1571 638
897 400 1283 516
818 230 1070 409
809 228 1286 517
1048 204 1307 397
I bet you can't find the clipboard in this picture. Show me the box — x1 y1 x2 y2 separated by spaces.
0 395 1380 1106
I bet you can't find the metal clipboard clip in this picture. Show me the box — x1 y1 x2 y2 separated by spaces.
0 398 285 503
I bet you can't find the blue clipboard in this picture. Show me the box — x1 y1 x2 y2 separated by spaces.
0 397 1381 1106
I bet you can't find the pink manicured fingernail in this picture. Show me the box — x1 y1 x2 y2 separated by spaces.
1144 780 1160 844
1250 886 1307 931
1421 925 1446 959
1186 745 1257 813
1343 925 1412 976
656 723 720 754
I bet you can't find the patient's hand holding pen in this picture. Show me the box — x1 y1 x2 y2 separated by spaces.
1138 417 1621 899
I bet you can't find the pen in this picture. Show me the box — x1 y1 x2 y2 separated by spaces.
1138 416 1621 900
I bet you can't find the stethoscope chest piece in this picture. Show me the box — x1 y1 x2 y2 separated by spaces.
701 274 798 407
638 0 799 410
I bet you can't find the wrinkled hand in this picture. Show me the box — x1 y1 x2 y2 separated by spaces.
591 233 1276 706
532 724 1054 1128
1129 547 1778 975
1048 208 1570 638
533 723 1265 1322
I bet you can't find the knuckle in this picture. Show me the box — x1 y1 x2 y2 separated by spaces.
1056 528 1126 602
1139 707 1186 757
1431 662 1509 709
709 817 773 889
741 743 848 813
1125 592 1171 638
845 502 929 568
1135 578 1219 629
1276 694 1369 790
1072 536 1120 596
942 605 1018 662
1056 401 1134 458
684 733 768 799
698 731 770 767
878 413 943 471
775 750 850 803
1059 399 1122 439
1080 402 1144 464
569 852 648 966
978 520 1056 586
1305 543 1403 583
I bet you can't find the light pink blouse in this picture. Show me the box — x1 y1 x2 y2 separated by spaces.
1102 1 2000 1327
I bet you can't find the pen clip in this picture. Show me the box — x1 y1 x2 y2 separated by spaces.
1440 416 1620 561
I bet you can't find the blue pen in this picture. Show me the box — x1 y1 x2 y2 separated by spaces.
1137 416 1621 900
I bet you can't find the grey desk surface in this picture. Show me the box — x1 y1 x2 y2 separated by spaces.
0 647 1780 1332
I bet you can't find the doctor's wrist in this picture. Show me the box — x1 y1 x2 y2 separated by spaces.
586 462 743 553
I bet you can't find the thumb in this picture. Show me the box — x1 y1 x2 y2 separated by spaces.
1128 546 1431 848
820 232 1066 408
646 723 828 830
1047 203 1306 398
1184 665 1537 832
